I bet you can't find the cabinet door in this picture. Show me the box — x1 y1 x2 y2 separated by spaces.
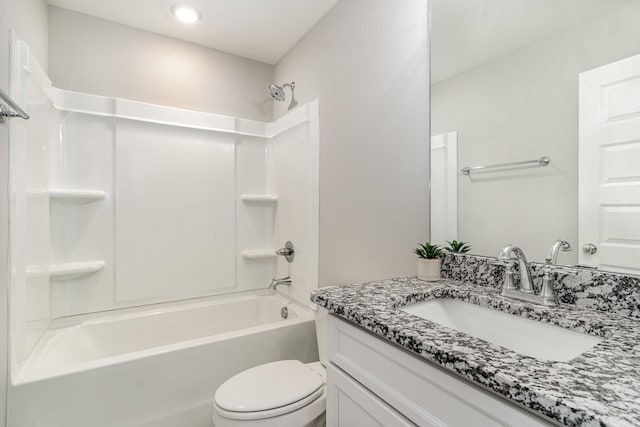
327 364 417 427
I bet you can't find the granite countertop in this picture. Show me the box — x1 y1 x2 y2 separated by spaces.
311 277 640 427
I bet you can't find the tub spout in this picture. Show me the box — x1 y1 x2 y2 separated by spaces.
268 276 291 291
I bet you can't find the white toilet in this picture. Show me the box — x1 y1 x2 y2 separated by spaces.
212 305 328 427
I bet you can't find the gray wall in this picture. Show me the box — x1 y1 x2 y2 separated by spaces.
48 6 274 121
431 2 640 263
273 0 430 286
0 1 49 423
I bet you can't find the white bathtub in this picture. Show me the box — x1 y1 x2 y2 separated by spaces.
8 291 319 427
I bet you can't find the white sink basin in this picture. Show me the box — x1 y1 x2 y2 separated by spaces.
400 298 603 362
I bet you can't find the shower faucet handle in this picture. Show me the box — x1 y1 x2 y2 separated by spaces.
275 241 295 263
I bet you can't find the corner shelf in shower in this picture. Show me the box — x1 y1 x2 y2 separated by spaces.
49 189 106 202
49 260 106 280
241 249 277 260
240 194 278 203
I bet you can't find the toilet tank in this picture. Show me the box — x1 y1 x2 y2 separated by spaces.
312 304 329 367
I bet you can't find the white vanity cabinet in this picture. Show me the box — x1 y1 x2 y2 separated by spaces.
326 315 555 427
327 364 416 426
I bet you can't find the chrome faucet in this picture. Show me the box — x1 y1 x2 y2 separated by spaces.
268 276 292 291
495 244 559 306
547 240 572 265
497 244 535 294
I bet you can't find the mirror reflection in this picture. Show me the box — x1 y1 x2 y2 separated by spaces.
430 0 640 275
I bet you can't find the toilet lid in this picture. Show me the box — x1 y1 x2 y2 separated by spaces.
215 360 324 413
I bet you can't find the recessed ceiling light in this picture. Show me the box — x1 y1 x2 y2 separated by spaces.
171 5 202 24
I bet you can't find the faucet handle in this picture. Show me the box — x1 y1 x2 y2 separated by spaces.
540 262 559 306
497 244 517 261
275 241 295 263
491 260 518 291
490 259 517 268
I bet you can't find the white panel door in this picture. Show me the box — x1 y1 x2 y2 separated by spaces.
579 53 640 275
430 132 458 246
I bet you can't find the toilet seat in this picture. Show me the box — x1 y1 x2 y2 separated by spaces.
214 386 324 420
214 360 325 421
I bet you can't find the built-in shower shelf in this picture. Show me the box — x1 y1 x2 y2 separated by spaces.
240 194 278 203
49 261 106 279
49 189 106 202
241 249 277 260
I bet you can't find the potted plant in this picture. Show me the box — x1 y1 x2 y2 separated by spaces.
414 242 443 281
445 240 472 254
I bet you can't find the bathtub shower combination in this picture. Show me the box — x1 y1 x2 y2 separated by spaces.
7 33 320 426
10 292 318 426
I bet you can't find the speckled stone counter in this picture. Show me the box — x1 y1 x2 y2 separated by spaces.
311 278 640 427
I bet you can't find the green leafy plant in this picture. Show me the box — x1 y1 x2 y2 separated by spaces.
414 242 443 259
445 240 472 254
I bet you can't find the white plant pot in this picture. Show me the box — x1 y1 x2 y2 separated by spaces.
417 258 441 281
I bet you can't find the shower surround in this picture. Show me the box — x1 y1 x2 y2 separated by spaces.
7 33 319 426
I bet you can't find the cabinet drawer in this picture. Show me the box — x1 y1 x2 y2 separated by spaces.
327 364 416 427
328 316 553 427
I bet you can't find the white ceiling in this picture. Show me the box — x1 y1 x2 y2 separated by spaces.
431 0 631 83
47 0 339 64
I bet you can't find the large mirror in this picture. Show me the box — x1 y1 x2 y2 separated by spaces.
430 0 640 275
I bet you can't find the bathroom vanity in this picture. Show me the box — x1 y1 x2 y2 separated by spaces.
312 275 640 427
326 316 553 426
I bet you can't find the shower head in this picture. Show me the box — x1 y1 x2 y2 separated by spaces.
269 81 295 102
269 84 286 101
